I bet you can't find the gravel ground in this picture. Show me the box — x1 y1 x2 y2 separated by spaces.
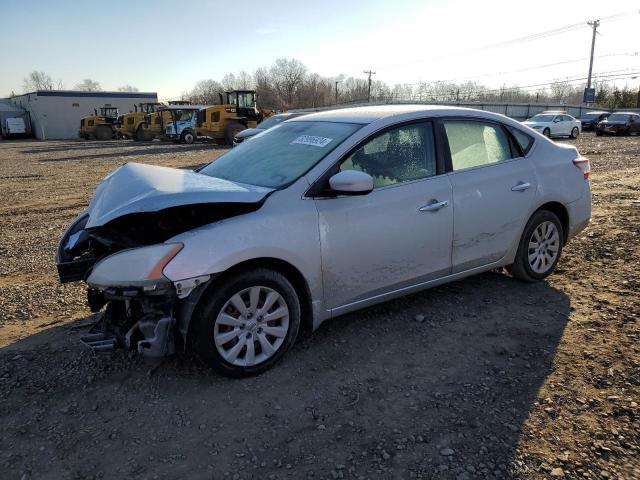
0 135 638 480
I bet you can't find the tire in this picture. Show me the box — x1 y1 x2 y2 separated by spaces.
543 128 551 138
507 210 564 282
570 127 579 139
180 130 196 144
225 122 245 145
95 125 112 141
190 269 301 377
136 125 152 141
595 130 602 136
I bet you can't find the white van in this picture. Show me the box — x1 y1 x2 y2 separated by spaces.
4 117 27 136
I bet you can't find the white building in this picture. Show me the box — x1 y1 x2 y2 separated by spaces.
8 90 158 139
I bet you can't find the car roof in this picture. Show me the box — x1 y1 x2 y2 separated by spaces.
293 104 515 125
610 111 636 115
583 111 609 115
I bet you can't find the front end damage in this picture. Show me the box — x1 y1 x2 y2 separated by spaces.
80 277 209 357
55 162 272 357
55 205 257 356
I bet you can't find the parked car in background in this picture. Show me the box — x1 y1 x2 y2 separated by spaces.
522 112 581 138
579 111 610 131
233 112 307 146
56 105 591 377
595 112 640 136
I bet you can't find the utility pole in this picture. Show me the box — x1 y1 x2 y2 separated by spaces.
364 70 376 102
586 19 600 90
335 80 340 105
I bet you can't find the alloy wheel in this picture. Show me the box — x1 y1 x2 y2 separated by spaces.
213 286 290 367
527 221 560 274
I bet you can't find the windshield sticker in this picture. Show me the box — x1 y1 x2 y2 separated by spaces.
291 135 333 147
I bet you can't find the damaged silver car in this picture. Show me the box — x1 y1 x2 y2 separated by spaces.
57 105 591 377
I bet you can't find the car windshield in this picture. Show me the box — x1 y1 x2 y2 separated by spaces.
528 114 555 122
607 114 631 122
200 121 362 188
581 112 603 119
257 115 288 130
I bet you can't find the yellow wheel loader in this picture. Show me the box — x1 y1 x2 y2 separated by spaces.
195 90 271 145
79 107 119 140
116 103 164 141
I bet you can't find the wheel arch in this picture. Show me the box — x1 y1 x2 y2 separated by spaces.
535 201 569 244
179 257 314 349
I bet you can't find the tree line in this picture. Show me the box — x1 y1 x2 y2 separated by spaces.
16 62 640 110
183 58 640 110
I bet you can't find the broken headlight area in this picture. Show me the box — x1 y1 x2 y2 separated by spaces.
82 287 178 357
82 275 210 357
56 202 261 284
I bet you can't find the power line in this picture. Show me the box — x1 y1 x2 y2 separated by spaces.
376 10 639 73
435 51 639 84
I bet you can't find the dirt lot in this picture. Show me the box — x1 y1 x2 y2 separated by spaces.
0 134 638 480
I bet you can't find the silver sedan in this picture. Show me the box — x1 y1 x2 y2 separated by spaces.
56 105 592 377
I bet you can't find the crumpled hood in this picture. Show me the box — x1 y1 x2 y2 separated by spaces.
85 162 273 228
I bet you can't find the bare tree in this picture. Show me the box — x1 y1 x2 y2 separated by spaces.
23 71 54 92
74 79 102 92
269 58 307 106
549 80 571 102
221 73 237 91
254 67 282 110
118 85 139 92
187 79 224 104
236 71 254 90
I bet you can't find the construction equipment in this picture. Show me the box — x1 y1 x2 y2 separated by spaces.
196 90 271 145
159 105 209 144
79 107 119 140
116 102 164 141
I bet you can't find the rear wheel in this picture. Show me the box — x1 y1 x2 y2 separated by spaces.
543 128 551 138
95 125 112 141
507 210 563 282
570 127 579 139
136 125 153 141
595 130 603 136
225 122 245 145
190 269 301 377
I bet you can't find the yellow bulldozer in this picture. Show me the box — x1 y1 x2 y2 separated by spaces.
79 106 119 140
116 102 165 141
195 90 272 145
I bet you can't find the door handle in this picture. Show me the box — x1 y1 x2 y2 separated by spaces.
511 182 531 192
419 199 449 212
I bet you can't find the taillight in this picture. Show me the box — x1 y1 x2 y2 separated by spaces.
573 157 590 180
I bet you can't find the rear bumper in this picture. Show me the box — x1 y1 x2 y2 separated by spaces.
566 185 592 241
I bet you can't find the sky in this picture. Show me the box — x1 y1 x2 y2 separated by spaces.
1 0 638 100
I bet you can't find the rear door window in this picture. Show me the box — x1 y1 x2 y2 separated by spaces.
443 121 513 171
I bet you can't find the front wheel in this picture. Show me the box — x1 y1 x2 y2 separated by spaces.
225 122 245 145
190 269 301 377
570 127 579 139
507 210 564 282
181 130 196 144
543 128 551 138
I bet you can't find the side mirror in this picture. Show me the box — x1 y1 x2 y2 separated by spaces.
329 170 374 195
